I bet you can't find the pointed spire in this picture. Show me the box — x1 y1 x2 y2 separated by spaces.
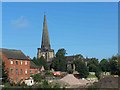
41 14 51 50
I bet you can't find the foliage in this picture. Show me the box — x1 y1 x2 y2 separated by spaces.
109 56 118 75
31 56 48 70
74 54 84 59
51 48 67 72
100 59 110 72
87 58 99 68
118 56 120 76
38 56 48 70
32 57 38 64
32 74 42 82
87 58 101 79
87 74 97 78
2 61 8 83
74 60 89 78
45 70 53 76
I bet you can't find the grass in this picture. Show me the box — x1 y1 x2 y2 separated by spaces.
87 74 97 78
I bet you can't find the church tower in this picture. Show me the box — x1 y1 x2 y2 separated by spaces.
37 15 54 62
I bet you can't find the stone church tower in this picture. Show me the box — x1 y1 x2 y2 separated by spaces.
37 15 54 62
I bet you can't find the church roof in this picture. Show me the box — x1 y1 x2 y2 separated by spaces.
41 15 51 50
0 48 29 60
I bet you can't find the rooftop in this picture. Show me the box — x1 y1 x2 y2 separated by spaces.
0 48 29 60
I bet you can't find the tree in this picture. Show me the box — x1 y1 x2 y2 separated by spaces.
51 57 60 71
109 56 118 75
74 60 89 78
32 74 42 82
87 58 101 79
38 56 48 70
74 54 84 59
51 48 67 72
100 59 110 72
31 57 39 66
87 58 99 67
2 61 8 83
118 56 120 76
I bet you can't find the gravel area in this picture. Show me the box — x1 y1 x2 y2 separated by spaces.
60 74 89 86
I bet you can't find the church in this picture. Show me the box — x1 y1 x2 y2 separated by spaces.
37 15 88 71
37 15 54 62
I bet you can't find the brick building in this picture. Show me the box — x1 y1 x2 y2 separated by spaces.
30 60 40 75
0 48 30 84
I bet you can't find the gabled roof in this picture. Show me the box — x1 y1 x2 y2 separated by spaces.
0 48 29 60
30 60 40 68
66 56 75 61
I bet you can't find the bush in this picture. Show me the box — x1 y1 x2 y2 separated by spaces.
32 74 42 82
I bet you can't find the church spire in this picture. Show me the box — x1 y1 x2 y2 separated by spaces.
41 14 51 50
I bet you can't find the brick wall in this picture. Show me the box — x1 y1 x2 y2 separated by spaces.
0 52 30 84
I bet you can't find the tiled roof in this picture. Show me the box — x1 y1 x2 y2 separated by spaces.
0 48 29 60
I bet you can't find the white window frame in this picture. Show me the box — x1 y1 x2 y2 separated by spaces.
25 69 28 74
21 61 22 65
25 61 27 65
10 61 13 64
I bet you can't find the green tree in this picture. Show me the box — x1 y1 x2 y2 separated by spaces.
87 58 101 79
51 58 60 71
52 48 67 72
118 55 120 76
109 56 118 75
31 57 39 66
74 54 84 59
38 56 48 70
2 61 8 83
32 74 42 82
100 59 110 72
74 60 89 78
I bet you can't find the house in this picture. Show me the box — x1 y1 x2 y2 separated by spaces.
30 60 40 75
0 48 30 84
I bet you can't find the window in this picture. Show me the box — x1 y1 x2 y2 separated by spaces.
16 61 18 65
10 68 13 74
16 69 18 74
16 77 18 82
20 69 23 74
25 69 27 74
10 61 13 64
21 61 22 65
25 61 27 65
30 70 32 74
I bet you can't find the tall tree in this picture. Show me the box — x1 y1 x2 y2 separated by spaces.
38 56 48 70
52 48 67 71
100 59 110 72
109 56 118 75
74 60 89 78
118 56 120 76
87 58 101 79
31 57 39 65
2 61 8 83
